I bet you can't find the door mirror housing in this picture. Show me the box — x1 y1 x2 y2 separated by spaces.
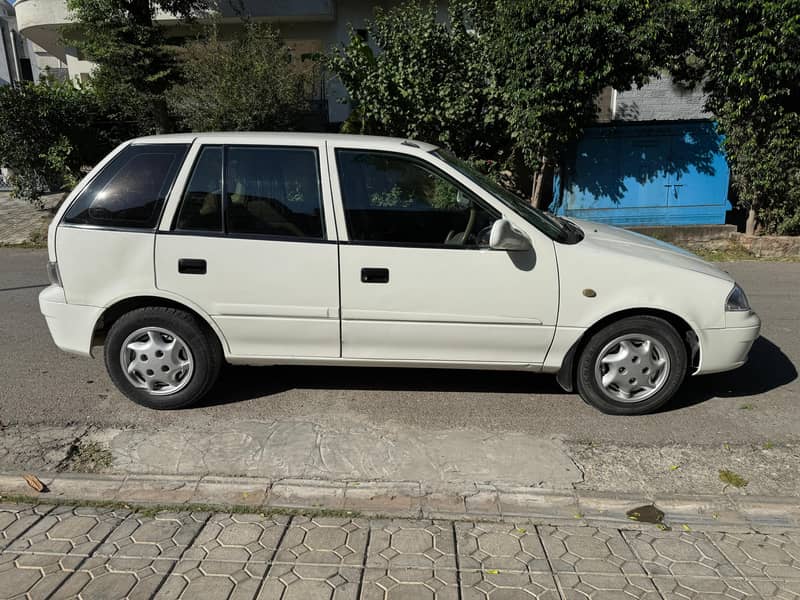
489 219 532 251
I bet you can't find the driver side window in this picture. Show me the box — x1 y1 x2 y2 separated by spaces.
336 150 498 246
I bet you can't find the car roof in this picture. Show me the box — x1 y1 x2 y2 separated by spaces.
129 131 440 152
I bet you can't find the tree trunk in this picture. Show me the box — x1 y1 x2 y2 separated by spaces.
530 158 555 210
129 0 154 26
745 207 758 235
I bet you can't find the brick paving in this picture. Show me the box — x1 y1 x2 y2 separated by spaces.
0 193 59 245
1 503 799 599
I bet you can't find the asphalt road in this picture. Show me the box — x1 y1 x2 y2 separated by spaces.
1 247 797 446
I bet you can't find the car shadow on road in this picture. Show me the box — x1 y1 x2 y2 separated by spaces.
200 363 567 407
199 336 795 411
667 336 797 411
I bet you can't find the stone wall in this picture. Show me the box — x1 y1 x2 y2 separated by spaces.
629 224 800 258
612 76 710 122
737 234 800 258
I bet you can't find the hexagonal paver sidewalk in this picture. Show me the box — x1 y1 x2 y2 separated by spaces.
1 503 799 599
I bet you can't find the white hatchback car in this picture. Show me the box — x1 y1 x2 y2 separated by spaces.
40 132 760 414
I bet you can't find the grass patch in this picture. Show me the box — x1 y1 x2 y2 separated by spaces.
57 440 113 473
739 403 755 410
719 469 749 488
26 223 49 247
690 240 757 262
644 234 800 263
0 493 363 520
685 240 800 262
0 239 48 249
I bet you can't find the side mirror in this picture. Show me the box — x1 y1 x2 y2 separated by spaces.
489 219 532 251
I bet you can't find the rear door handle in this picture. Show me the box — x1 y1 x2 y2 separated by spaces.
178 258 206 275
361 267 389 283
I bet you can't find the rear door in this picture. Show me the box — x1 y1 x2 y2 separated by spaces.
155 137 340 358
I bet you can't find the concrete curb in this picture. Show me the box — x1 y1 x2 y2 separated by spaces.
2 472 799 532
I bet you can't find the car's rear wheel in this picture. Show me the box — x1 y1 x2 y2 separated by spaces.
104 306 222 409
576 316 687 415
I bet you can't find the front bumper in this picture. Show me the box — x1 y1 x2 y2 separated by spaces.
39 285 102 357
696 311 761 375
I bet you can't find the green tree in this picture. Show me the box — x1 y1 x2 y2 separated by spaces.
490 0 684 206
676 0 800 235
63 0 208 133
166 22 313 132
0 81 97 206
325 0 510 166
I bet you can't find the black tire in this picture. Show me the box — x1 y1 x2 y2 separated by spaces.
104 306 223 409
575 316 687 415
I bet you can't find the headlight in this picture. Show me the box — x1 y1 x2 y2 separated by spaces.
726 284 750 312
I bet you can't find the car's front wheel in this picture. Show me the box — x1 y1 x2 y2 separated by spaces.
104 306 222 409
576 316 687 415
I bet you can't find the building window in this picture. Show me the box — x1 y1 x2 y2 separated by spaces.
18 58 33 81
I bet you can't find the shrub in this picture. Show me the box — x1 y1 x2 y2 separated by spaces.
166 22 313 132
0 81 95 207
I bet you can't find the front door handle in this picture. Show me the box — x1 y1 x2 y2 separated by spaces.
178 258 207 275
361 267 389 283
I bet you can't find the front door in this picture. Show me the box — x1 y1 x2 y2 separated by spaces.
156 141 340 358
329 146 559 365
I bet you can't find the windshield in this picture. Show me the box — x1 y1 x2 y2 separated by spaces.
432 150 582 243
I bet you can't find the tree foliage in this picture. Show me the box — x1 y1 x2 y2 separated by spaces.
0 81 98 206
489 0 684 204
166 22 312 132
325 1 509 163
64 0 209 133
678 0 800 234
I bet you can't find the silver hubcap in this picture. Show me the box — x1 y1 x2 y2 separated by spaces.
595 334 670 403
120 327 194 396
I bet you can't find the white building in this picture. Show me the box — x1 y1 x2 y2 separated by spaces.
1 0 25 85
1 0 68 86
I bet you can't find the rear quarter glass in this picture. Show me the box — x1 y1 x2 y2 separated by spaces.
64 144 189 229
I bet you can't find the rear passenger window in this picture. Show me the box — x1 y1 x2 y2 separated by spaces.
225 146 324 239
65 144 188 229
175 146 223 232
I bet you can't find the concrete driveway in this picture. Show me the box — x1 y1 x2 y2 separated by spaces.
2 247 797 447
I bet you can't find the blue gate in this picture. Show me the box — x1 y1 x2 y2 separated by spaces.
550 121 731 226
